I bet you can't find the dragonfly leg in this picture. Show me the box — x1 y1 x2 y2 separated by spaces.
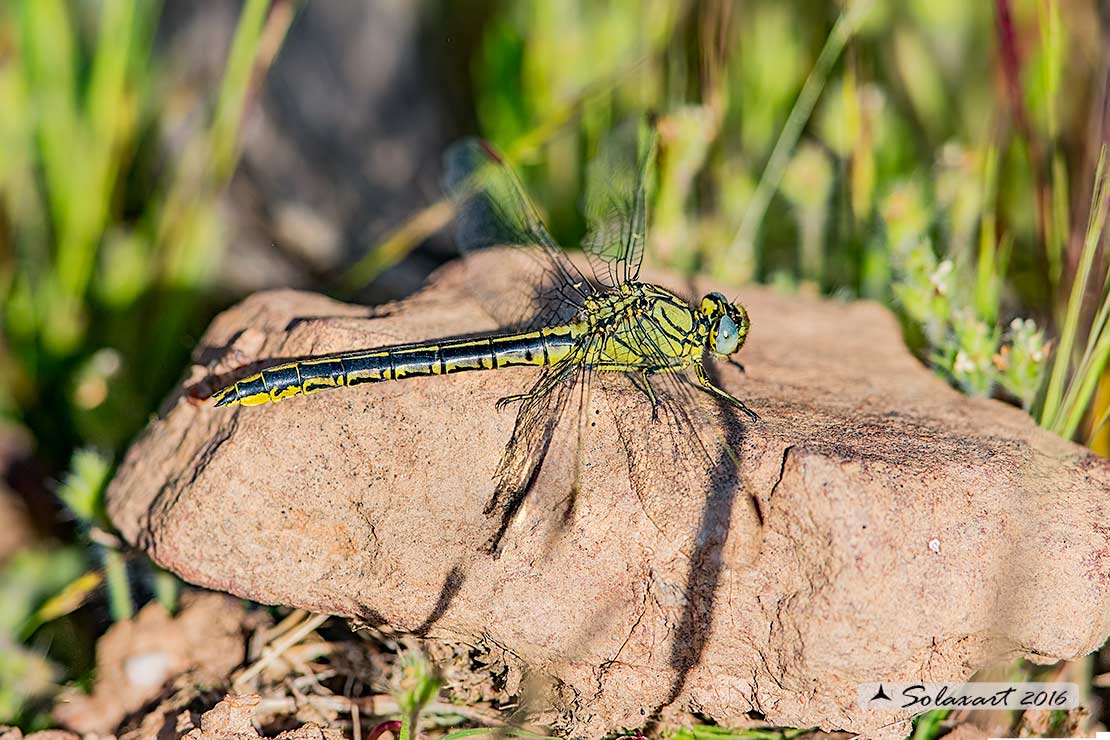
495 391 540 411
632 369 662 422
495 361 576 411
695 362 759 421
726 356 747 374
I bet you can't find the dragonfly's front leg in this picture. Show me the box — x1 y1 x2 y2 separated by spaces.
495 355 579 411
630 368 663 421
695 362 759 421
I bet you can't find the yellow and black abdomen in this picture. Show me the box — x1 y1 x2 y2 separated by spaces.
212 325 580 408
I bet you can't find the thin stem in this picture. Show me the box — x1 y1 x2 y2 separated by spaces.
399 707 418 740
101 546 133 622
976 146 1000 323
721 2 868 277
233 612 330 688
152 566 179 614
1042 147 1109 429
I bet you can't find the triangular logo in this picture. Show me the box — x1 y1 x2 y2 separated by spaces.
870 684 891 702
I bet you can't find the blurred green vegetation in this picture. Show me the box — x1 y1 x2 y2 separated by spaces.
0 0 293 726
1 0 1109 736
456 0 1108 437
364 0 1109 450
1 0 282 460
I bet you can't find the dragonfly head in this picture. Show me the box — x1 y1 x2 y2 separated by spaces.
700 292 750 357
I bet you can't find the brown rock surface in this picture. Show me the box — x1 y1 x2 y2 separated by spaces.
182 695 345 740
0 730 80 740
55 593 248 734
106 251 1110 738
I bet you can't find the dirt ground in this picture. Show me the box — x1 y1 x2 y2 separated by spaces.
6 589 1094 740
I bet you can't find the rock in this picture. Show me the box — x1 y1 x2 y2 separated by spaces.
22 733 79 740
55 593 248 734
0 730 80 740
188 695 261 740
179 695 345 740
106 250 1110 738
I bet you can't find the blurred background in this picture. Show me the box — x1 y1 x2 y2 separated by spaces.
1 0 1109 737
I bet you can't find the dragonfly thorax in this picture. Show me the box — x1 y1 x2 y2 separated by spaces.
571 282 707 370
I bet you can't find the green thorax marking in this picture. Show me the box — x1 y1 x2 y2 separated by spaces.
578 282 707 367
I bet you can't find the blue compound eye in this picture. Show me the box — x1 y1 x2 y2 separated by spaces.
715 314 739 354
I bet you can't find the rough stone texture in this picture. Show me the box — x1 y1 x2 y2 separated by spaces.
107 251 1110 738
182 695 346 740
55 593 248 734
0 730 80 740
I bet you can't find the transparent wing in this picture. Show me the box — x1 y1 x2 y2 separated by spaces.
480 311 760 561
595 348 760 703
443 138 593 330
481 350 586 555
599 314 760 547
581 119 656 288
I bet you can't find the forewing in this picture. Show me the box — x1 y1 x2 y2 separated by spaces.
581 119 656 287
596 337 762 701
443 139 592 330
599 315 759 550
482 360 580 555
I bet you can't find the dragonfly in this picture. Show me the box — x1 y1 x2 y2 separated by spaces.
211 121 758 552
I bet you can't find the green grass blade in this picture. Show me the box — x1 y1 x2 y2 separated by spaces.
17 0 78 247
1047 152 1069 287
1041 147 1109 429
1055 320 1110 439
439 729 560 740
976 146 1000 323
100 546 133 622
210 0 274 181
720 1 869 281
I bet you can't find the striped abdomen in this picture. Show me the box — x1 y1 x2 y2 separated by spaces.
212 324 581 407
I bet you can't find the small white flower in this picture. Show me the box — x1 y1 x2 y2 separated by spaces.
929 260 953 295
954 350 976 375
